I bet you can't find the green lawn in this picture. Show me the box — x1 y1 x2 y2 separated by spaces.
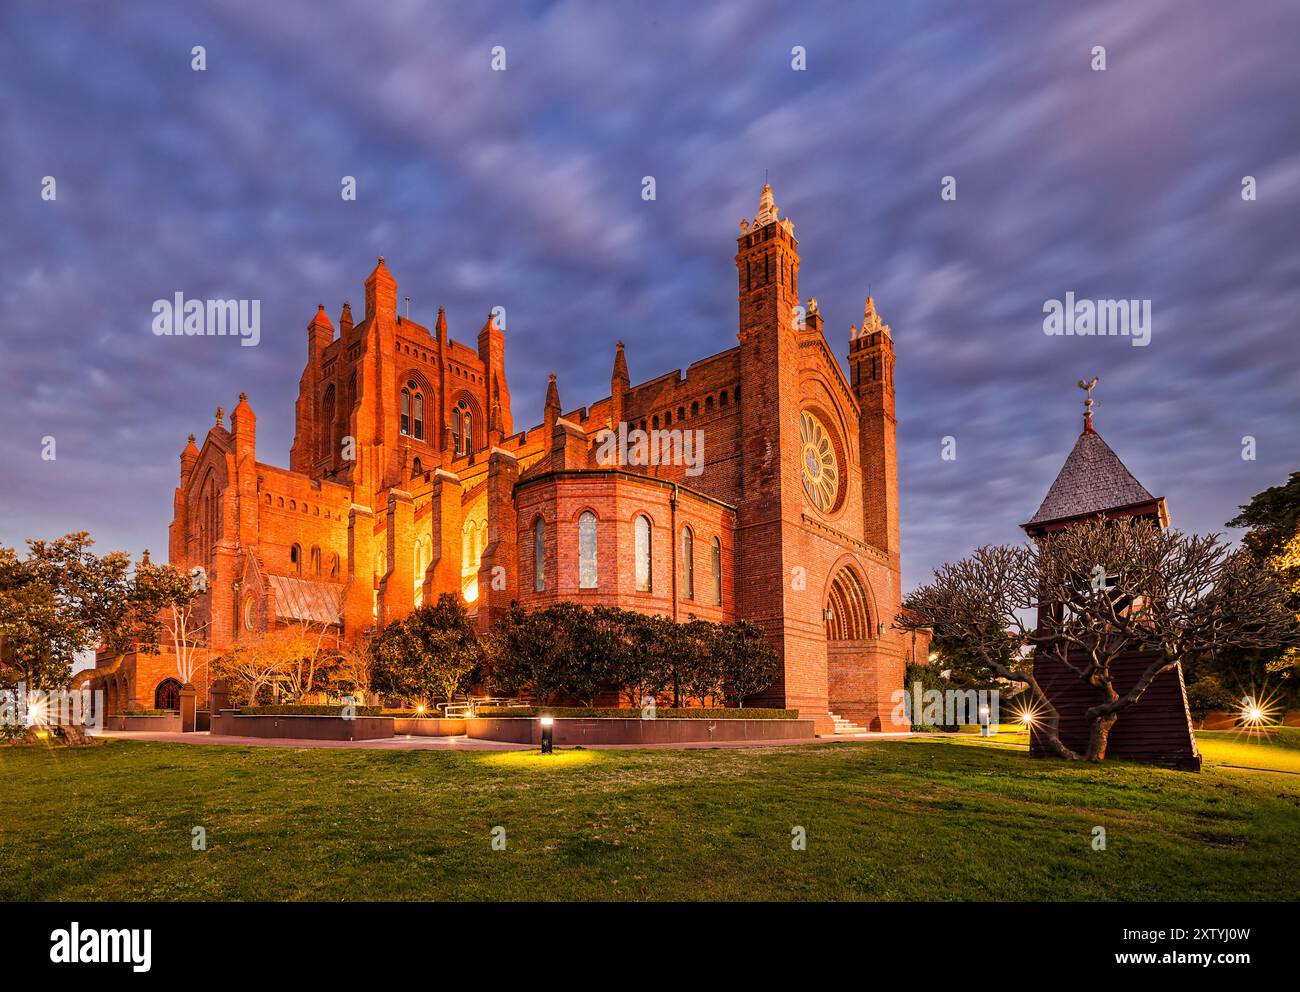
954 725 1300 774
2 736 1298 901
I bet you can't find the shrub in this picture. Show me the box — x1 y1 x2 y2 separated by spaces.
474 706 798 719
237 704 382 716
486 603 779 709
1185 675 1240 721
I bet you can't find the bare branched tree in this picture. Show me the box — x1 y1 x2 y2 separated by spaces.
1037 516 1300 759
899 545 1080 759
901 517 1300 761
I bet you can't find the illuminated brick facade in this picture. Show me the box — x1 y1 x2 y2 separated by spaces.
102 184 917 731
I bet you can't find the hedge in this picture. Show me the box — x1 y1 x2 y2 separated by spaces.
474 706 799 720
236 705 383 716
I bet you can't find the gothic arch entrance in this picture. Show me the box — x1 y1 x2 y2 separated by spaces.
155 678 182 711
825 566 871 641
824 564 888 730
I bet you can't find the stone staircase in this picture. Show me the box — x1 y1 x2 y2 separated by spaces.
826 710 870 735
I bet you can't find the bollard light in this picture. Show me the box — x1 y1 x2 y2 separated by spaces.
540 715 554 754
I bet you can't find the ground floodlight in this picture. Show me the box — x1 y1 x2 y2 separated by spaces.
540 715 554 754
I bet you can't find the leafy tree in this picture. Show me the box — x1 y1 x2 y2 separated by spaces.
675 619 722 706
0 533 189 690
1227 471 1300 565
559 604 623 706
617 610 672 706
1218 472 1300 704
372 595 485 707
714 620 779 707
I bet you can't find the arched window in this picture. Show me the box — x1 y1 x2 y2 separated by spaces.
320 384 336 462
455 399 473 455
533 517 545 592
329 553 340 579
681 526 695 600
711 537 722 606
414 536 430 604
413 387 424 441
578 511 598 589
290 543 302 575
401 386 411 436
310 546 321 576
155 678 182 710
635 515 652 592
720 391 729 407
412 457 422 477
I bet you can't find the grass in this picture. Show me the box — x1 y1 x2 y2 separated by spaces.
952 725 1300 774
2 735 1298 901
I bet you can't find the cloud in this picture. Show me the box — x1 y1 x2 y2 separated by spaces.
1 0 1297 596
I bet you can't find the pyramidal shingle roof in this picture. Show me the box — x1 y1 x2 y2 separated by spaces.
1024 429 1157 527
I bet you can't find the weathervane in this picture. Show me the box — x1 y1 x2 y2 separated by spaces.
1077 376 1099 432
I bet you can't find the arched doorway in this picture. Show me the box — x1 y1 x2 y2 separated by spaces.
155 678 182 711
824 565 885 730
825 566 871 640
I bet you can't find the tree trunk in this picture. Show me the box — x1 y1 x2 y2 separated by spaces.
1086 712 1118 761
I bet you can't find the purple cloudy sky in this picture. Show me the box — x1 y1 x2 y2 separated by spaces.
2 0 1297 592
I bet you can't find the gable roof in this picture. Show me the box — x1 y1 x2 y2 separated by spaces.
1024 429 1158 528
266 574 345 626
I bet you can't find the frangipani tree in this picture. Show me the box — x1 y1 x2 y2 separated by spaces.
901 517 1300 761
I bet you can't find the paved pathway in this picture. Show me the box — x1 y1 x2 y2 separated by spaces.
91 729 922 751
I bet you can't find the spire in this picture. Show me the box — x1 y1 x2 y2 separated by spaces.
859 295 890 338
544 372 561 441
310 303 333 330
545 372 561 412
180 433 199 483
611 340 629 385
1077 376 1099 434
755 183 778 227
339 299 353 335
435 306 447 336
214 406 224 430
364 256 397 320
232 391 255 436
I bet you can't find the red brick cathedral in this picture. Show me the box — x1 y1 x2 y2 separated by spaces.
164 184 912 732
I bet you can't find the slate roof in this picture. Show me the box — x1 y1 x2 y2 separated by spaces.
1024 429 1158 527
267 574 345 626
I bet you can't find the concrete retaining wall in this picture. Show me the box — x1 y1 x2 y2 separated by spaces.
465 717 816 746
209 712 395 740
391 717 468 736
104 712 182 732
